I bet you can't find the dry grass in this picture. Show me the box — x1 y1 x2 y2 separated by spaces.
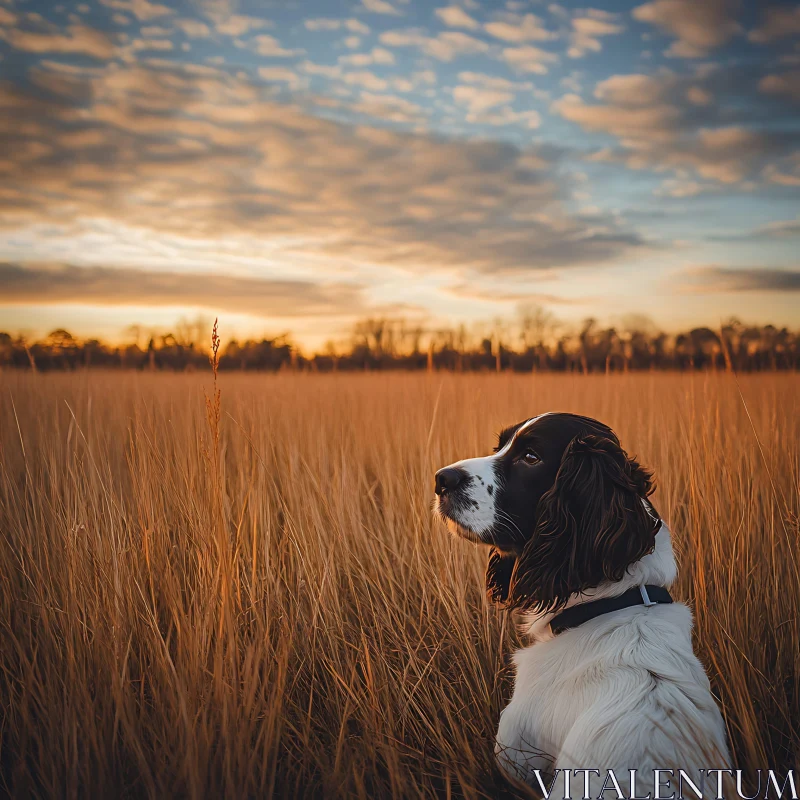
1 371 798 798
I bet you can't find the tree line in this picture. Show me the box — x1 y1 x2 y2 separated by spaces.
1 312 798 374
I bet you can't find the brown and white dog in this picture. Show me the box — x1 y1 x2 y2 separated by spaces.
434 413 729 795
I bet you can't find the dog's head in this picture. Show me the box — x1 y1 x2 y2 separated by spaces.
433 413 660 613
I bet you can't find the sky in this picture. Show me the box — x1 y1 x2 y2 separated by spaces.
0 0 798 349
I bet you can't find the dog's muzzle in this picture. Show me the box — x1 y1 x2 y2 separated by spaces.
434 459 497 543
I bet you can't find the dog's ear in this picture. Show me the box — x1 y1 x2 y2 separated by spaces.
486 547 516 604
507 434 660 613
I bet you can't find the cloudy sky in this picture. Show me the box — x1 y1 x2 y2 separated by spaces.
0 0 798 347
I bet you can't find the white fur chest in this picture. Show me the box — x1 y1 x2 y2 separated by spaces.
495 602 729 789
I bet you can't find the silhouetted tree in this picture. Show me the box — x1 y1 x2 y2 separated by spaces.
1 315 798 373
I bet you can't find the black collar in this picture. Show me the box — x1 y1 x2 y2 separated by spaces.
549 585 673 636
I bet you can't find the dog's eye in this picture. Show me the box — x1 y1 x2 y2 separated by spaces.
521 449 540 465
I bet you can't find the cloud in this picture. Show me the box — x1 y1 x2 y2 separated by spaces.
686 86 712 106
390 70 437 92
210 14 269 37
632 0 741 58
553 69 800 185
0 263 368 318
360 0 402 16
131 38 173 52
452 85 514 114
98 0 172 22
763 160 800 187
339 47 395 66
749 5 800 44
140 25 171 37
446 283 592 305
175 19 211 38
347 19 373 35
655 179 711 197
458 71 531 91
568 15 624 59
343 70 388 91
252 34 303 58
351 92 426 123
502 44 558 74
0 23 117 60
760 72 800 104
301 61 343 79
258 67 306 90
751 217 800 238
484 12 554 42
676 265 800 292
0 61 643 275
451 67 540 125
305 18 370 34
466 106 541 128
708 215 800 240
304 19 342 31
380 29 489 61
556 74 680 142
435 6 479 30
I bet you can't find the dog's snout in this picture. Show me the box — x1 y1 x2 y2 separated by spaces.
435 467 465 496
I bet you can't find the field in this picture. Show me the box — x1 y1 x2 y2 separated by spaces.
1 371 798 798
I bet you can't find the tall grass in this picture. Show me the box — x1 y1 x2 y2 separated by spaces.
1 371 798 798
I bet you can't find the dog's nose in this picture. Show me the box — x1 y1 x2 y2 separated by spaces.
435 467 464 496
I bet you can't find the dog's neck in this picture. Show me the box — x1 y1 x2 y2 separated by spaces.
518 524 678 642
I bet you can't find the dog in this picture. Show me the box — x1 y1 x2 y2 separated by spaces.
434 413 730 796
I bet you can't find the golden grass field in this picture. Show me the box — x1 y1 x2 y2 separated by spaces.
1 371 798 798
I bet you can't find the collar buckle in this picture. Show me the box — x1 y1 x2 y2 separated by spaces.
639 584 658 607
